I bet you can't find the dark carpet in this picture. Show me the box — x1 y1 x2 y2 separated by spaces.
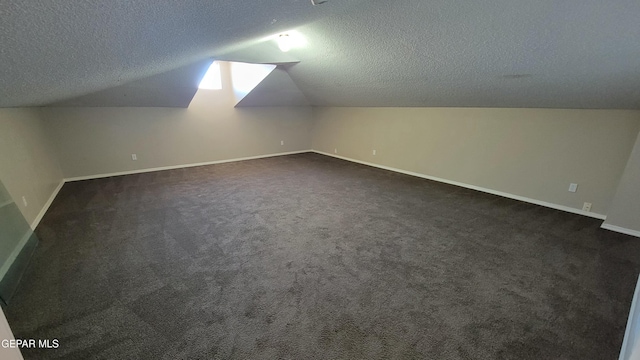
5 153 640 359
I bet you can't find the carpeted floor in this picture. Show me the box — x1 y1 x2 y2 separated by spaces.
5 153 640 359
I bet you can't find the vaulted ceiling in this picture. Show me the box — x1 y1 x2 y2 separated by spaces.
1 0 639 109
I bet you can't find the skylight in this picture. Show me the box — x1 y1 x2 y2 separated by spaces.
198 61 222 90
231 62 276 95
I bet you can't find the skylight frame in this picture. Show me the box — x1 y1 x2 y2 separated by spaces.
198 61 222 90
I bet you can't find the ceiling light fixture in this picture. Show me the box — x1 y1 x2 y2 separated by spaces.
273 31 307 53
277 34 292 52
310 0 327 5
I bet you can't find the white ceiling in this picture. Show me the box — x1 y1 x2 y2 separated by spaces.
48 59 213 107
1 0 639 109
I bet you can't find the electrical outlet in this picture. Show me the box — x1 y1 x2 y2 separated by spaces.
568 183 578 192
372 149 376 155
280 140 284 146
582 202 592 212
334 148 337 154
131 154 137 161
21 196 27 207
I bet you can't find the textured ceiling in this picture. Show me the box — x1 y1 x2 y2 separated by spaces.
0 0 351 107
48 59 213 107
1 0 639 109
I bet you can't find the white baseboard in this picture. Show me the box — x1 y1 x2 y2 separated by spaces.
65 150 313 182
312 150 607 220
34 150 627 229
34 151 311 228
601 224 640 238
30 179 65 230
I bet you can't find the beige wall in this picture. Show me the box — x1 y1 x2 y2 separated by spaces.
604 131 640 233
0 109 64 227
312 107 640 216
42 62 313 179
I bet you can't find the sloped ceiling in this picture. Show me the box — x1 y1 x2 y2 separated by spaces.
48 59 213 107
1 0 639 109
235 67 310 107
